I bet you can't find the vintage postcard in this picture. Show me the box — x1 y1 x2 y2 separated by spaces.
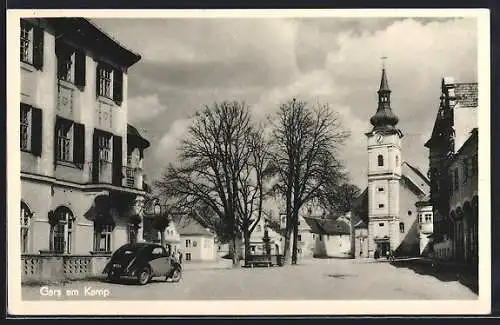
7 9 491 316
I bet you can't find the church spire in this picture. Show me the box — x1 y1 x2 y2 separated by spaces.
370 63 399 131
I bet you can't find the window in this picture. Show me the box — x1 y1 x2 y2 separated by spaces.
56 120 73 162
193 241 198 247
463 159 469 184
418 215 423 223
408 210 412 216
20 21 33 64
20 106 31 151
378 204 384 208
94 224 113 252
97 64 113 98
57 45 75 83
377 154 384 167
396 155 399 166
152 247 165 257
185 239 191 248
425 213 432 222
454 168 459 190
399 222 405 233
298 234 302 242
378 187 384 192
21 202 32 253
185 253 191 261
379 223 384 227
51 206 75 254
98 134 112 162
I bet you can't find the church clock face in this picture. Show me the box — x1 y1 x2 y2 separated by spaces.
376 134 383 144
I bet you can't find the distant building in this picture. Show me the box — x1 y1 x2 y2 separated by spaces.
19 18 150 256
303 216 351 258
173 214 217 262
415 197 433 255
424 78 478 267
357 67 430 258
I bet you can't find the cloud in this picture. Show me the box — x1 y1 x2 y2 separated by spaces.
127 94 168 123
154 118 193 166
92 16 477 189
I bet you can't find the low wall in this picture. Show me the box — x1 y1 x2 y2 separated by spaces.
21 254 111 284
432 239 454 261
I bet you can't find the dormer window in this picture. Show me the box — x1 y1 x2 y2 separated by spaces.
377 154 384 167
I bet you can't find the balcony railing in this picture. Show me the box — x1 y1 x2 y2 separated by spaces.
124 166 142 189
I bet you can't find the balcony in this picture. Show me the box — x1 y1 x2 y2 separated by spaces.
124 166 142 190
56 82 74 119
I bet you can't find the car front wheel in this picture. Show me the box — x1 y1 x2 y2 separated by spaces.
169 267 182 283
137 267 151 285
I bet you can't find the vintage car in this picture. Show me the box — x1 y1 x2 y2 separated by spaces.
103 242 182 285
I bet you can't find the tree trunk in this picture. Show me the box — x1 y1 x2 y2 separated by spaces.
232 235 241 268
282 195 293 266
160 229 166 248
243 230 251 267
291 210 299 265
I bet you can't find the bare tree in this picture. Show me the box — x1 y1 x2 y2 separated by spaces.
236 126 273 265
155 101 254 267
269 98 349 265
319 183 361 215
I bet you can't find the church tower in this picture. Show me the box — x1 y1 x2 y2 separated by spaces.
366 66 404 257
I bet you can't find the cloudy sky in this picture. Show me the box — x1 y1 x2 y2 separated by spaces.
92 16 477 190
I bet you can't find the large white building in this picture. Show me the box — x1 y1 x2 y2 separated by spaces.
20 18 150 258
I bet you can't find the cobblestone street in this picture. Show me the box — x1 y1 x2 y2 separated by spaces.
22 258 478 300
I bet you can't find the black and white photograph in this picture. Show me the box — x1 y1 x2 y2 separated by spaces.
7 9 490 315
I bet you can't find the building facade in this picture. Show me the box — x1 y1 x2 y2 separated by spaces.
415 197 433 255
424 78 478 267
19 18 150 257
303 216 352 258
362 67 430 258
173 214 217 262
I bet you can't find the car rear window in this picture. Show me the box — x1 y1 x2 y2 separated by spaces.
113 245 146 257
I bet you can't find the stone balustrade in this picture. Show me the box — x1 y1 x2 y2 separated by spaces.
21 253 111 284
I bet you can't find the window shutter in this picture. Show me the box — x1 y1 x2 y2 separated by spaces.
112 135 123 186
73 123 85 165
92 131 100 182
75 50 86 88
30 107 43 156
113 68 123 105
95 64 100 97
32 26 44 70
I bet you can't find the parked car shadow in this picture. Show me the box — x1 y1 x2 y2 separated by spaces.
389 259 478 294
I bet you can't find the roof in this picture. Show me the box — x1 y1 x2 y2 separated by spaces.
379 68 390 92
44 18 141 68
303 217 350 236
173 214 214 237
403 161 430 186
127 124 150 149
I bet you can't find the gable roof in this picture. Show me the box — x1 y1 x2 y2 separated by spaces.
303 217 350 236
401 161 430 196
172 214 214 237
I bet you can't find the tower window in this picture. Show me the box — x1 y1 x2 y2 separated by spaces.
399 222 405 233
378 187 384 192
408 210 412 216
377 155 384 167
378 204 384 208
378 223 384 227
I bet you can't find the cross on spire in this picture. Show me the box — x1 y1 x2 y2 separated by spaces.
380 56 388 69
